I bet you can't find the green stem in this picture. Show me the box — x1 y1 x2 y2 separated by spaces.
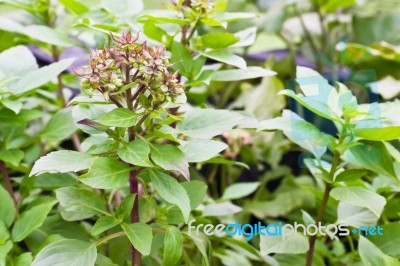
218 81 239 108
95 231 125 246
305 135 345 266
347 234 356 258
185 17 200 45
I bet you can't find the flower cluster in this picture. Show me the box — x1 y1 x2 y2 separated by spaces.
189 0 214 13
73 31 184 108
171 0 215 19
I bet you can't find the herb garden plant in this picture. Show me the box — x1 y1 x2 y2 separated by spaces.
28 30 248 265
1 0 400 266
258 67 400 266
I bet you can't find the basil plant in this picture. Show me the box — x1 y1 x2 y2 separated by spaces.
29 31 244 265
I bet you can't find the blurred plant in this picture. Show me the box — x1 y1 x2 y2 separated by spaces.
0 38 77 266
259 66 400 266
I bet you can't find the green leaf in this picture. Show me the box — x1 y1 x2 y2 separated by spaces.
260 229 309 255
138 10 190 25
95 253 119 266
181 181 207 209
205 157 249 169
245 189 315 219
213 12 256 22
91 216 120 235
322 0 356 13
80 157 130 189
337 202 378 228
34 173 77 189
0 149 24 167
13 252 33 266
179 139 228 163
41 108 77 142
274 254 325 266
171 42 197 78
117 139 153 167
0 45 37 79
143 23 172 45
59 0 89 15
222 182 259 200
259 110 331 158
200 51 246 69
2 99 23 114
330 186 386 217
183 233 211 266
150 144 189 180
354 127 400 141
163 225 183 266
334 169 369 182
116 194 135 220
13 58 75 95
0 109 43 124
301 210 315 226
24 26 80 47
97 108 138 128
12 200 57 242
32 239 97 266
0 220 9 245
0 185 16 227
344 141 396 178
102 0 143 18
223 238 262 261
56 187 109 221
368 222 400 257
121 223 153 256
279 67 344 122
212 66 276 82
232 27 257 48
0 17 79 47
197 32 238 49
147 170 191 222
232 75 285 120
30 151 94 176
358 236 400 266
0 241 12 266
202 202 242 217
214 250 253 266
354 101 400 141
177 108 243 139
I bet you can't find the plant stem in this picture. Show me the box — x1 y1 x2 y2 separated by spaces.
185 18 200 45
305 183 331 266
95 231 126 246
130 170 140 266
127 86 141 265
0 160 18 209
305 135 344 266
